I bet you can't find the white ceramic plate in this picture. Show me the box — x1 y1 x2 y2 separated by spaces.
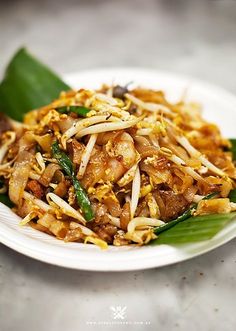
1 68 236 271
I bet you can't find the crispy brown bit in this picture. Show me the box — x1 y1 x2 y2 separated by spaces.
116 155 123 162
27 180 44 199
69 112 79 119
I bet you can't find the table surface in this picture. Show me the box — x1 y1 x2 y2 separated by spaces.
1 1 236 330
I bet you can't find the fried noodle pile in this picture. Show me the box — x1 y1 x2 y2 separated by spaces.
0 85 236 248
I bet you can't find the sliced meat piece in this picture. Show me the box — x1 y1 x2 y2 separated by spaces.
54 179 70 198
27 180 44 199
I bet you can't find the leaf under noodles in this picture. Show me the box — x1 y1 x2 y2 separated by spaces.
0 48 70 121
151 212 236 244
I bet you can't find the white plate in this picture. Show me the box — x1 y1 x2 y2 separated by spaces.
1 68 236 271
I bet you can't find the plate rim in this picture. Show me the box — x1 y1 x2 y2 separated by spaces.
1 215 235 271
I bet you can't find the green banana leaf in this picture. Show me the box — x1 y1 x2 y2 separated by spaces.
0 47 71 207
229 189 236 203
151 212 236 245
229 139 236 161
0 194 13 208
0 48 70 121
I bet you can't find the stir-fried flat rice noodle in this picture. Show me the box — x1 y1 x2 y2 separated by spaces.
0 84 236 248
